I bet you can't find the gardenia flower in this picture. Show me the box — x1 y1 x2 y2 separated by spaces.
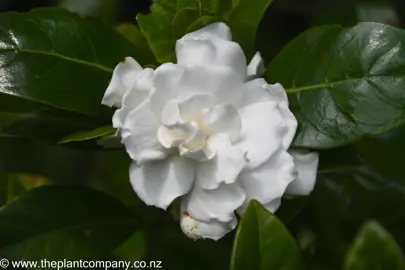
102 22 319 240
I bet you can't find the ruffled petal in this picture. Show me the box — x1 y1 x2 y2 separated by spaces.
121 100 167 164
102 57 142 108
112 68 154 129
197 134 246 189
247 52 264 77
238 81 297 149
129 156 195 210
286 150 319 196
265 83 298 149
180 212 237 240
176 23 247 78
202 104 241 142
235 101 286 170
183 182 245 223
151 64 243 118
237 149 296 216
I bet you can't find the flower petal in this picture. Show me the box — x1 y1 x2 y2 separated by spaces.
263 198 282 214
197 134 246 189
102 57 142 108
286 150 319 196
151 64 243 118
176 23 247 78
235 101 286 170
121 100 167 164
237 149 296 215
266 83 298 148
202 104 242 142
247 52 264 77
180 212 237 240
112 68 154 129
239 80 297 149
183 182 245 223
129 156 195 210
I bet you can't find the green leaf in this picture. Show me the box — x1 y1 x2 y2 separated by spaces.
136 13 176 63
151 0 232 20
0 186 140 260
58 125 116 144
354 124 405 184
0 8 144 141
267 22 405 149
172 8 209 38
344 220 405 270
115 23 157 65
228 0 274 58
112 231 147 261
231 200 304 270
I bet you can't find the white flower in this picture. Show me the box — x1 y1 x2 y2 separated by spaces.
102 22 319 240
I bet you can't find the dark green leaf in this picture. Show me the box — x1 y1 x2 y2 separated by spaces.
172 8 209 38
151 0 232 20
354 124 405 184
112 231 147 261
267 22 405 149
136 13 176 63
115 23 157 65
0 8 145 141
0 186 140 260
344 220 405 270
228 0 274 58
231 200 304 270
58 125 115 144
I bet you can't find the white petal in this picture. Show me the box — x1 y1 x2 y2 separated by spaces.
151 64 243 118
182 22 232 41
202 104 241 142
286 150 319 196
102 57 142 108
237 149 296 216
247 52 264 77
176 23 247 79
184 182 245 223
239 80 297 149
150 63 185 118
180 212 237 241
235 101 286 170
121 100 167 164
177 94 216 122
112 68 154 129
266 83 298 149
129 156 195 210
263 198 282 214
197 134 246 189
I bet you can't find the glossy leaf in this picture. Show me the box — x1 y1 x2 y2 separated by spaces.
231 200 304 270
0 186 140 259
115 23 157 65
0 8 146 141
228 0 274 58
151 0 232 20
136 13 176 63
344 220 405 270
58 126 116 144
267 22 405 149
172 8 209 38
